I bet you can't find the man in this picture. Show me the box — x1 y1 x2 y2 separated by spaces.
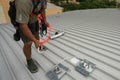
15 0 49 73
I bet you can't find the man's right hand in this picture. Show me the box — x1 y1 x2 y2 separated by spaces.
34 39 40 48
19 23 40 48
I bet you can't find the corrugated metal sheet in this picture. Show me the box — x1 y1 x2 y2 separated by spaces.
0 9 120 80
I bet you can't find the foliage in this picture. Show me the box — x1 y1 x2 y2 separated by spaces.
78 0 116 9
76 0 86 2
51 0 117 11
60 3 80 11
50 0 64 5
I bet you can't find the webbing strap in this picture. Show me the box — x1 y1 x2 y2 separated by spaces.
39 34 50 45
37 14 42 28
32 0 35 5
41 0 45 6
38 14 52 31
31 0 45 16
37 14 51 45
30 0 51 45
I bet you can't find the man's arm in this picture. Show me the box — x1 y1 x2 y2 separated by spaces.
41 9 49 26
19 23 40 48
41 9 46 22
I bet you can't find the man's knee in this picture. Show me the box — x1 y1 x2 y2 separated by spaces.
24 41 33 47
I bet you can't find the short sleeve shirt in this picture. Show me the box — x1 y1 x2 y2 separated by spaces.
15 0 47 24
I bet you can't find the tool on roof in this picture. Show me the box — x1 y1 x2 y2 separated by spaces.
50 31 65 40
34 57 70 80
37 14 64 51
55 57 96 77
36 52 71 80
70 57 96 77
46 63 69 80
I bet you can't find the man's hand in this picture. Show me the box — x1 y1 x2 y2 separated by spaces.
43 21 49 27
33 39 40 48
43 21 52 30
19 23 40 48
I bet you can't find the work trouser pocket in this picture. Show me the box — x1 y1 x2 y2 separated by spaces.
28 21 39 34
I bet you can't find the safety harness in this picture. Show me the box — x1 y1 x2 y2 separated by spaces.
30 0 51 45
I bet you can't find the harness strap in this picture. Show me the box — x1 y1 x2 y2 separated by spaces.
37 14 51 45
37 14 42 28
40 34 50 45
30 0 51 45
32 0 35 5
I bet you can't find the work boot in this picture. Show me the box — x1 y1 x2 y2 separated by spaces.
14 29 20 41
27 59 38 73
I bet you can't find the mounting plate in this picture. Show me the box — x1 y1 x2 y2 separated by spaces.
70 57 96 77
46 63 69 80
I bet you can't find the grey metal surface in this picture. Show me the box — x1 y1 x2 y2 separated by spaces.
0 9 120 80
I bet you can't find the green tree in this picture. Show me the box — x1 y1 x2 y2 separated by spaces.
61 3 80 11
53 0 117 11
79 0 116 9
51 0 64 5
76 0 87 2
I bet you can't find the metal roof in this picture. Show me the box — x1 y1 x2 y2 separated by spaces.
0 9 120 80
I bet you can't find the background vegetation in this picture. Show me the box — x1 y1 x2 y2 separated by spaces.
51 0 119 11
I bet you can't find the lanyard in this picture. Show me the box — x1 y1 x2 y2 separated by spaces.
32 0 35 6
32 0 44 6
